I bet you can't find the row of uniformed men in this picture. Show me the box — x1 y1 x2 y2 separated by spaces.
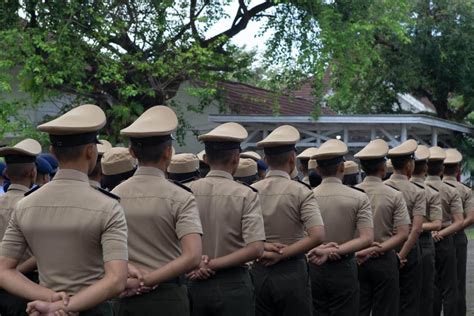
0 104 471 316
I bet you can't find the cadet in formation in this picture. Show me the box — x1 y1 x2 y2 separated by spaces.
354 139 410 316
0 104 129 315
251 125 325 316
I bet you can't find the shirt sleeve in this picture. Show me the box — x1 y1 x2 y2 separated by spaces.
450 190 464 215
299 189 324 230
393 192 411 227
0 209 27 260
462 187 474 214
412 188 426 217
242 191 266 245
427 189 443 221
175 194 203 239
356 195 374 229
101 202 128 262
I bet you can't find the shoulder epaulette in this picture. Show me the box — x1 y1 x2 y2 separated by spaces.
237 181 258 193
24 185 40 197
351 186 365 193
296 179 312 190
94 187 121 201
385 184 400 191
426 184 439 192
411 182 425 190
444 182 456 188
169 179 193 193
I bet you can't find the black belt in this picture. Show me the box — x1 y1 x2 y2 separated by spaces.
420 231 432 238
324 253 354 264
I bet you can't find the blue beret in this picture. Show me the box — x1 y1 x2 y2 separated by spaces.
257 159 268 171
0 162 5 176
36 156 53 175
39 154 58 173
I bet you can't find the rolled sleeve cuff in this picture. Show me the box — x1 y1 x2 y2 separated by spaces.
177 227 203 240
244 234 266 245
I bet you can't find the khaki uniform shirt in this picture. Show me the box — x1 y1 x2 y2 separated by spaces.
251 170 323 245
357 176 410 242
410 176 443 223
0 184 29 242
89 180 101 188
0 169 128 295
112 167 203 272
189 170 265 259
385 174 426 219
313 177 373 245
443 176 474 216
425 176 463 227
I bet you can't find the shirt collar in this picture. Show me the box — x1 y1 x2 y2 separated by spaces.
206 170 233 180
89 180 101 188
364 176 382 183
7 184 30 193
53 169 89 183
266 170 291 180
410 176 425 183
390 174 408 181
321 177 342 184
134 166 165 178
426 175 442 182
443 176 457 182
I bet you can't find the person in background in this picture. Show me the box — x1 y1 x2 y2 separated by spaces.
89 139 113 188
35 156 53 187
38 153 58 179
296 147 318 185
343 160 360 186
101 147 137 191
234 158 258 185
196 150 210 178
0 162 6 195
168 153 201 185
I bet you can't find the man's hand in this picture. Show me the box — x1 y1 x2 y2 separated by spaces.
27 300 76 316
263 242 287 254
397 253 407 269
257 251 283 267
119 264 154 298
307 246 339 265
432 231 443 242
186 255 215 281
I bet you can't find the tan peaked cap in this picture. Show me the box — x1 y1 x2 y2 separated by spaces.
354 139 389 160
308 159 318 170
197 150 205 162
97 139 113 155
297 147 318 160
311 139 348 160
387 139 418 157
101 147 137 176
0 138 42 157
38 104 106 135
198 122 248 142
444 148 462 164
257 125 300 148
240 151 261 161
168 153 199 174
428 146 446 161
121 105 178 137
414 145 430 161
234 158 257 178
344 161 360 176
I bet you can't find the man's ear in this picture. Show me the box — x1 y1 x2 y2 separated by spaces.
203 153 208 164
129 146 137 159
338 162 345 173
85 144 95 160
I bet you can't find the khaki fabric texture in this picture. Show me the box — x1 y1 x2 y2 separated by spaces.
0 184 29 242
0 169 128 295
410 176 443 222
425 176 463 227
252 170 323 245
443 176 474 214
312 177 373 244
112 167 203 271
356 176 410 242
188 170 265 259
385 174 426 218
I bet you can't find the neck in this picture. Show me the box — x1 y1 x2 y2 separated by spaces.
270 164 292 174
138 160 168 173
58 161 90 175
210 164 235 175
444 173 456 178
412 173 425 179
394 170 409 177
10 178 32 188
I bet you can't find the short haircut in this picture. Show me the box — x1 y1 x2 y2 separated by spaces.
130 140 171 164
168 171 200 183
427 160 444 176
343 174 359 186
234 175 258 186
443 164 458 176
360 160 385 176
413 160 427 175
309 170 322 188
318 161 343 177
102 169 136 191
6 163 35 181
391 157 411 171
205 148 239 165
53 145 87 162
266 151 293 168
